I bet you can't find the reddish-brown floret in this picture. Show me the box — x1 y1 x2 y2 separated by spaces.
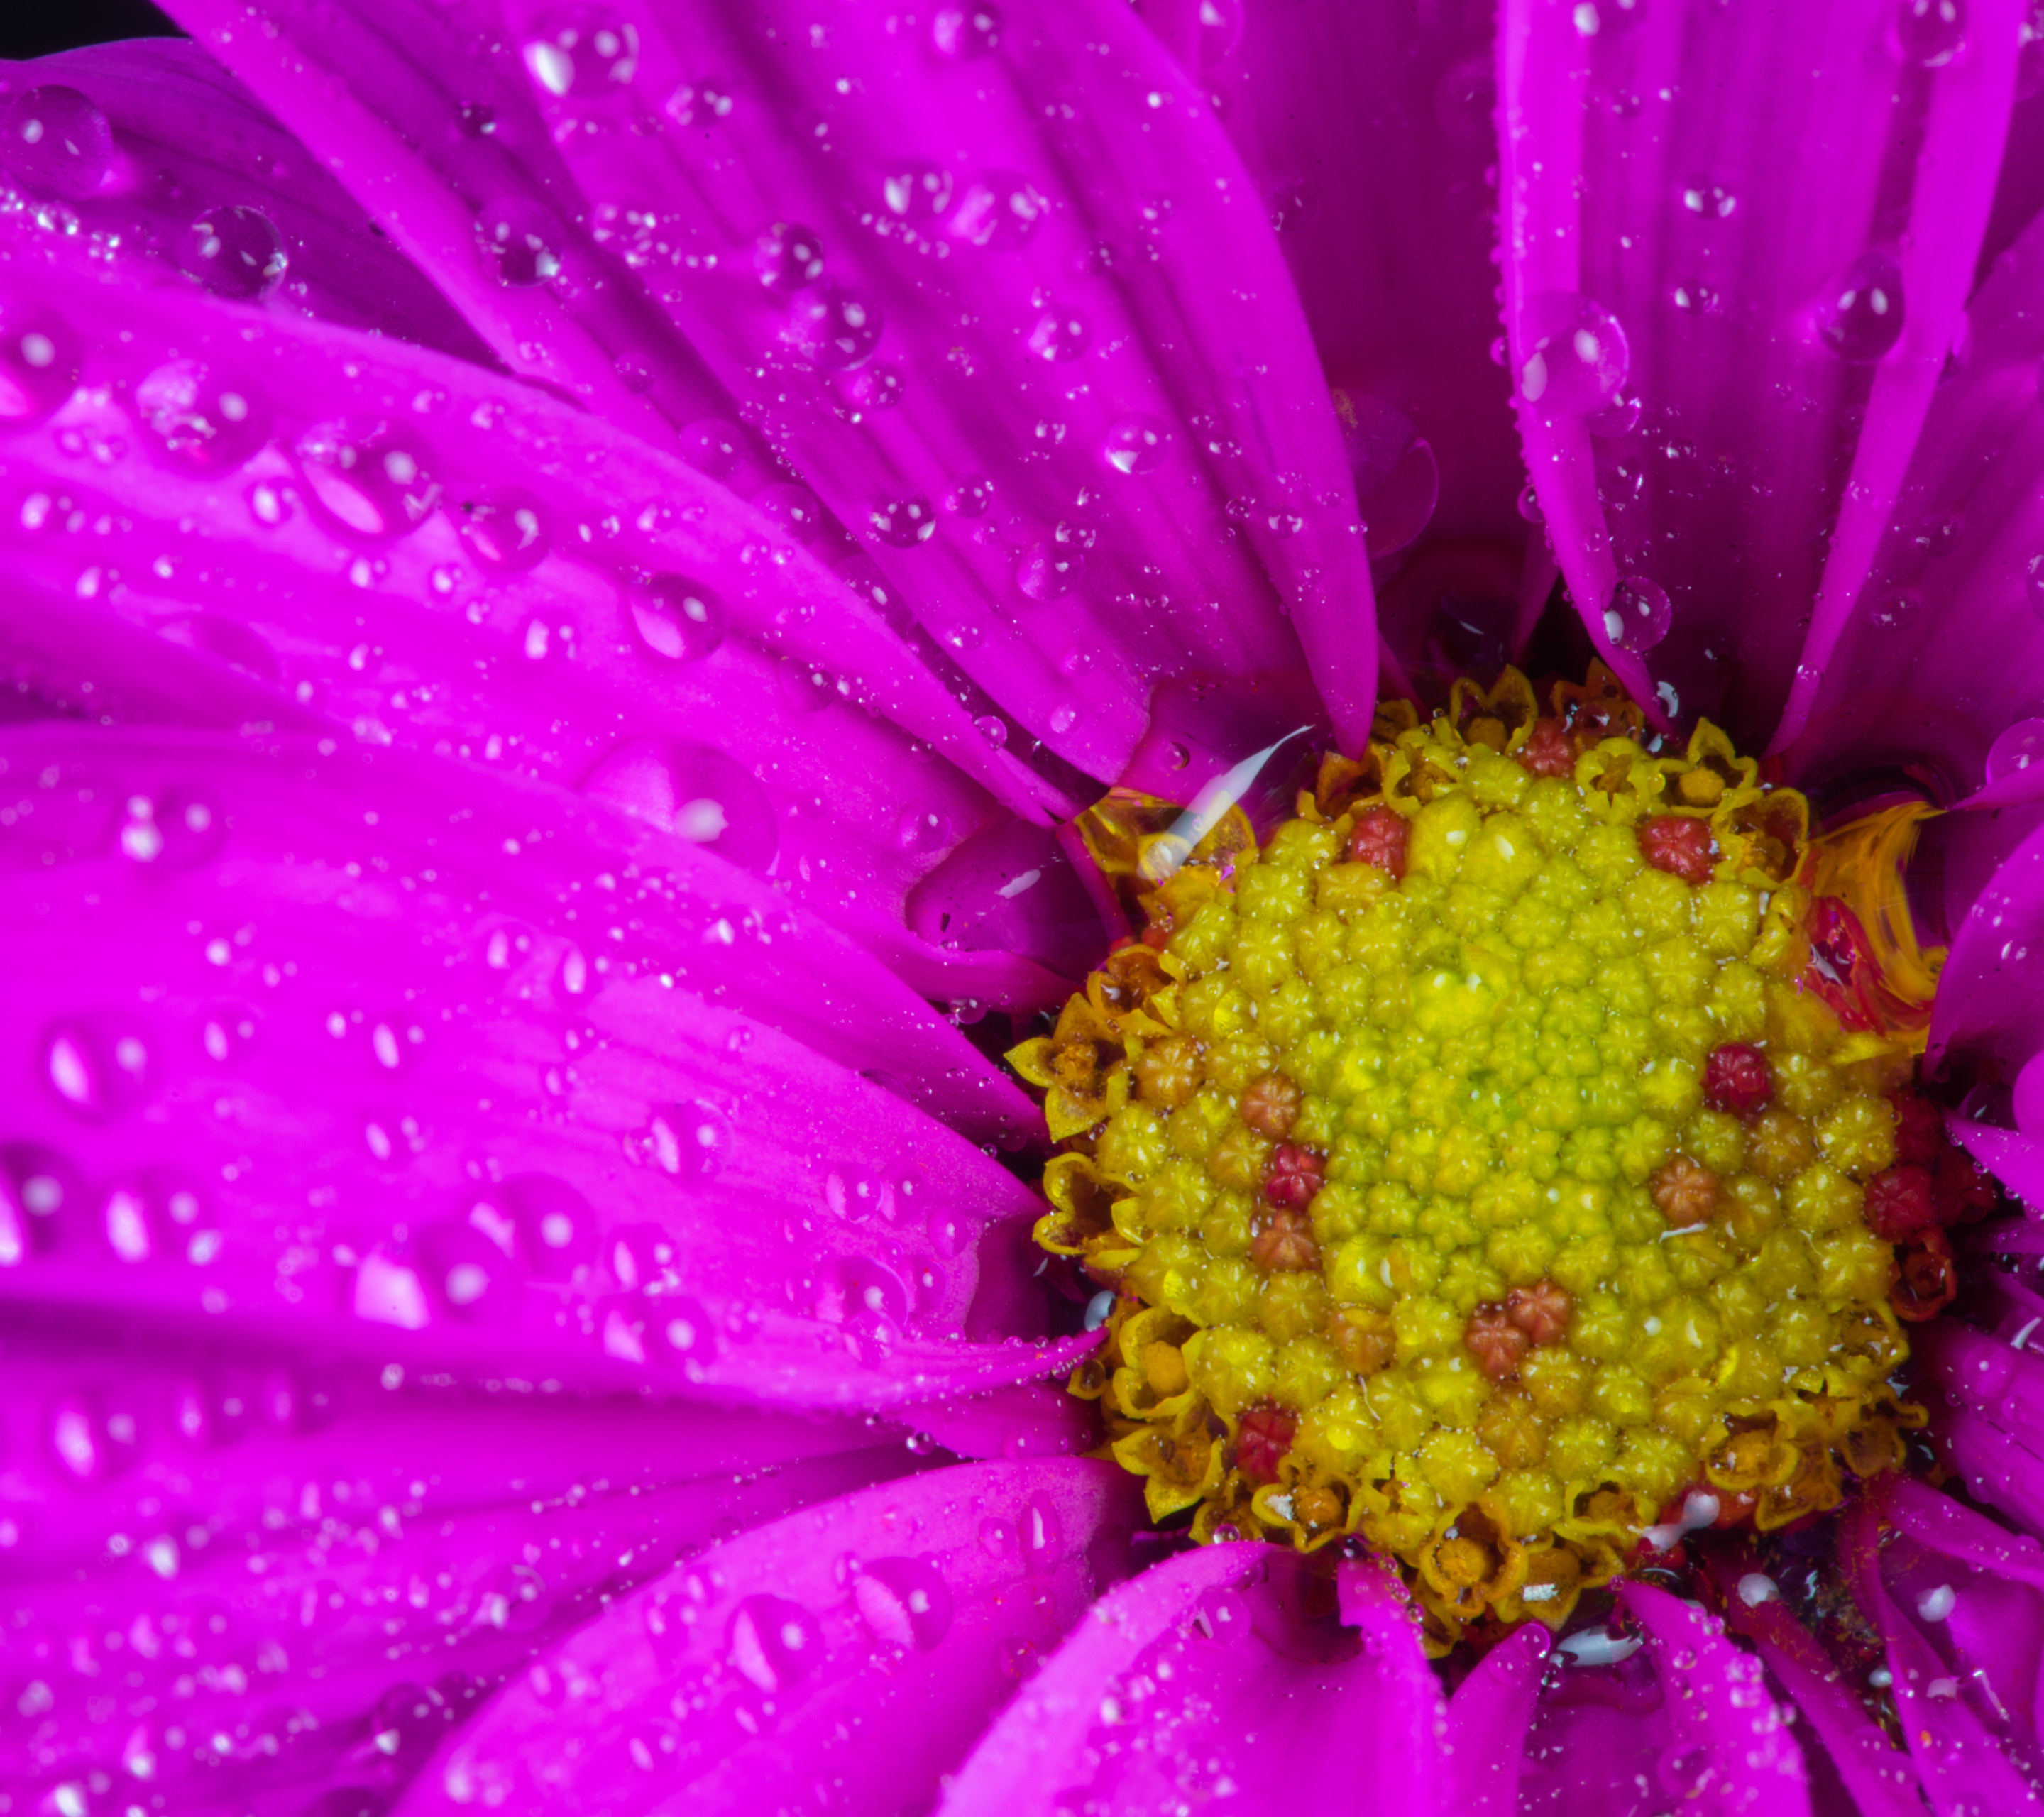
1893 1228 1959 1322
1638 814 1718 886
1505 1280 1573 1345
1652 1153 1719 1225
1517 718 1576 778
1236 1407 1297 1485
1348 806 1409 878
1934 1147 1998 1226
1241 1071 1302 1138
1466 1304 1533 1381
1704 1043 1773 1119
1889 1089 1944 1168
1863 1165 1937 1241
1264 1144 1326 1209
1251 1207 1321 1273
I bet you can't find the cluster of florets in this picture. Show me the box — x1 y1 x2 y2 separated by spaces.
1014 668 1984 1647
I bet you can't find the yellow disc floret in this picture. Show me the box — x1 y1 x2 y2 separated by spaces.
1016 667 1940 1651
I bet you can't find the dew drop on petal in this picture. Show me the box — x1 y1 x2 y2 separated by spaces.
0 87 113 200
950 170 1048 249
869 495 936 547
853 1557 954 1652
883 166 953 218
1680 177 1737 219
1026 311 1089 362
727 1596 822 1694
1869 588 1923 632
1819 252 1905 363
1898 0 1966 65
1101 415 1168 476
947 475 994 516
476 199 564 287
456 489 549 571
0 308 79 423
974 713 1009 749
647 1101 734 1181
896 807 952 852
180 205 288 300
785 285 883 369
627 575 726 662
1517 292 1630 415
679 417 743 479
931 4 1002 57
1016 540 1081 600
136 362 269 473
1603 574 1672 652
2025 553 2044 623
1019 1497 1062 1571
754 221 825 291
295 422 441 540
1987 718 2044 783
754 481 823 542
581 741 775 865
522 13 639 97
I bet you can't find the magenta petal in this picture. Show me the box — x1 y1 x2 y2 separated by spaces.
942 1544 1446 1816
0 722 1102 1409
1445 1620 1550 1814
1930 813 2044 1087
0 1318 918 1816
1500 0 2024 751
389 1459 1143 1816
3 40 493 361
1786 207 2044 796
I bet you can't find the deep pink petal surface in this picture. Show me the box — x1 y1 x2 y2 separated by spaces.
1930 812 2044 1087
1444 1609 1549 1813
1500 0 2023 751
395 1459 1144 1817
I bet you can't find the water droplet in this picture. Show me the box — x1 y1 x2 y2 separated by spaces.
853 1557 953 1651
522 12 639 96
136 362 268 472
754 221 825 290
1027 310 1089 362
0 1143 84 1265
1101 415 1168 476
1899 0 1966 65
1572 0 1645 35
1020 1497 1062 1571
946 475 994 516
295 422 440 539
974 714 1009 749
1680 177 1737 219
647 1100 733 1180
680 417 744 478
819 1255 910 1336
931 4 1002 57
2027 553 2044 623
1602 574 1672 652
0 87 113 200
999 1635 1040 1679
476 198 564 287
785 285 883 369
727 1596 823 1694
43 1018 153 1119
1016 540 1081 601
870 495 936 547
1265 178 1318 233
1337 393 1437 557
454 489 549 571
1516 483 1545 525
897 807 952 852
119 790 224 868
581 740 776 865
1869 588 1923 632
883 166 954 218
1820 252 1905 363
478 1173 595 1281
627 574 727 662
1517 292 1630 415
950 171 1048 248
0 306 79 422
418 1219 521 1321
1987 718 2044 782
180 204 287 300
753 481 823 542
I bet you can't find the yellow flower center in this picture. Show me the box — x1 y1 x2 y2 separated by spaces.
1012 666 1951 1650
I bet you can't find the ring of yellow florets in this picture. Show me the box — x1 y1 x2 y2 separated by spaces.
1012 667 1946 1651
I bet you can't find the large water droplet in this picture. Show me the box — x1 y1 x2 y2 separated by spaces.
477 199 564 287
818 1255 909 1335
44 1017 153 1119
897 806 952 853
931 4 1002 57
1026 310 1089 362
727 1596 823 1694
180 205 288 300
1987 718 2044 783
456 489 549 571
1 1143 84 1265
0 87 113 200
295 422 440 539
581 740 777 866
627 575 727 662
1679 176 1737 219
1101 415 1168 476
0 306 79 423
754 221 824 290
785 285 882 369
950 171 1048 248
853 1557 954 1652
1898 0 1966 64
680 417 744 478
498 1173 596 1281
136 362 268 472
647 1100 734 1180
522 12 639 97
1819 252 1905 363
1337 393 1437 557
1517 293 1630 415
869 495 936 547
1016 540 1081 600
417 1219 522 1322
1603 574 1672 653
883 167 953 218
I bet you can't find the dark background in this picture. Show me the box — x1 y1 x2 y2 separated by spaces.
4 1 180 60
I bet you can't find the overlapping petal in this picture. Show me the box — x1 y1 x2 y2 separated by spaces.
1500 0 2024 751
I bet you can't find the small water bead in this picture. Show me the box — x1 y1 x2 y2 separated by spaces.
180 205 288 302
949 171 1049 249
477 199 564 287
679 417 744 479
974 713 1009 749
646 1101 734 1181
627 574 727 662
1987 718 2044 784
931 3 1002 57
0 87 114 200
947 475 994 516
44 1019 153 1119
136 363 268 472
828 361 906 422
1898 0 1967 65
1517 292 1630 416
1680 178 1737 220
1869 588 1923 632
883 167 954 219
1016 539 1082 601
897 807 952 853
294 422 440 539
752 481 823 542
1102 416 1169 476
1027 310 1090 363
869 495 936 547
754 221 825 292
522 13 640 97
852 1557 954 1652
1820 252 1906 363
785 285 883 369
456 489 549 571
1603 574 1673 652
0 308 79 423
